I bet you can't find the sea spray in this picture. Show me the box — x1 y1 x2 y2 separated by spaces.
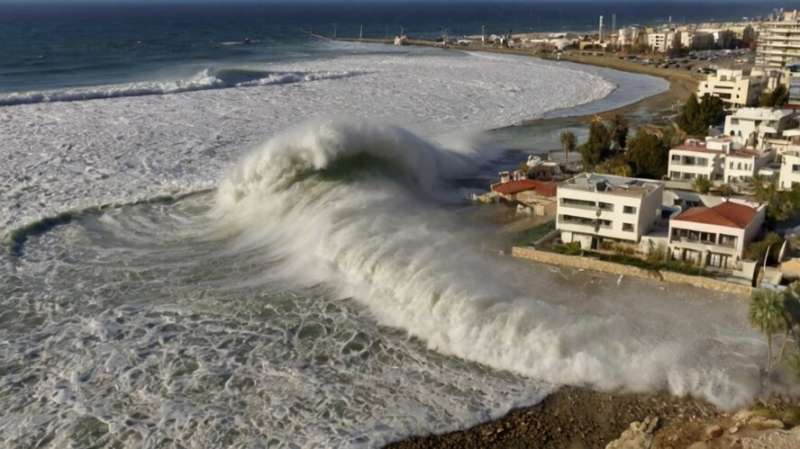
214 119 764 410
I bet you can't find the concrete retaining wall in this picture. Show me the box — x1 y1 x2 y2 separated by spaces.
511 246 752 297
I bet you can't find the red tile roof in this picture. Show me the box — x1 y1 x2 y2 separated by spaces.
492 179 557 197
672 201 759 229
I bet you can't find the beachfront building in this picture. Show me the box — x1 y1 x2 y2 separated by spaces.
667 138 729 182
556 173 663 250
668 199 766 269
724 107 797 149
647 32 677 53
491 179 558 217
756 10 800 69
697 69 765 110
780 150 800 190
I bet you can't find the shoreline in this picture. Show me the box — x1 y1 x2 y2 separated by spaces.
329 39 798 449
338 37 698 130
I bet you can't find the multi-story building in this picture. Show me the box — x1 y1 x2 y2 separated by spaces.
667 138 730 182
648 32 677 53
557 173 663 250
779 150 800 190
669 199 766 269
724 107 797 148
697 69 765 110
723 149 775 184
756 10 800 69
680 30 715 50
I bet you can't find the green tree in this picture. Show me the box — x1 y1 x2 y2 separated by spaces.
745 232 784 264
698 94 726 131
750 289 790 373
560 130 577 162
751 177 800 223
677 93 703 135
625 129 669 179
610 114 629 150
759 84 790 108
693 176 711 193
595 156 633 177
676 93 725 136
579 118 612 169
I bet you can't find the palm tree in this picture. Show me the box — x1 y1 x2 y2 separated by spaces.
560 130 577 162
749 289 788 373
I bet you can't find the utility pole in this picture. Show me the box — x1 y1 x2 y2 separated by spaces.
359 24 364 40
612 14 616 33
333 23 337 39
482 24 486 45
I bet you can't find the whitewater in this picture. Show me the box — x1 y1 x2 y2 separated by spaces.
0 45 766 449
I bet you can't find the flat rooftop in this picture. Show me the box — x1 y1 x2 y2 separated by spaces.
559 173 662 197
730 108 795 122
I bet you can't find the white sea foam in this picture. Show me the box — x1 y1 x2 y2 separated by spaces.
213 119 764 411
0 68 362 106
0 47 666 237
0 46 687 449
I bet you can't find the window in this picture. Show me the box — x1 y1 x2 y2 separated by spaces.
622 223 634 232
792 164 800 173
719 234 737 247
598 202 614 212
623 206 637 214
561 198 595 209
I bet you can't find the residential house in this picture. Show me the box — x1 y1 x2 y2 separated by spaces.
557 173 664 250
780 150 800 190
491 179 558 217
723 148 774 185
697 69 765 110
667 138 729 182
668 199 766 269
724 107 797 149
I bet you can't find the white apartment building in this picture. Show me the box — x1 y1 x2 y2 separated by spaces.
557 173 664 250
667 138 730 182
697 69 765 110
669 199 766 269
780 150 800 190
680 30 714 50
724 107 797 148
756 10 800 68
618 26 641 47
724 149 775 184
648 32 677 53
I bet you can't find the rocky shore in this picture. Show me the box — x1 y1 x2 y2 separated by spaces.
385 386 800 449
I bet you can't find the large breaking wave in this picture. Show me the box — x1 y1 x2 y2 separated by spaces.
0 68 364 107
213 119 764 410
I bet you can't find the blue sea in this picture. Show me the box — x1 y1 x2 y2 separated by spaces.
3 1 800 93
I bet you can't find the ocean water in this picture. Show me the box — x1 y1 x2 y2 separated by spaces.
4 1 800 93
0 2 779 449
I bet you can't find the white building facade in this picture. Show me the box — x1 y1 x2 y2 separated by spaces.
780 150 800 190
667 138 730 182
557 173 664 250
697 69 765 110
724 107 797 148
668 200 766 269
756 10 800 69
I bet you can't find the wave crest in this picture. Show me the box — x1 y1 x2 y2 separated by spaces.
0 68 365 107
214 119 763 410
